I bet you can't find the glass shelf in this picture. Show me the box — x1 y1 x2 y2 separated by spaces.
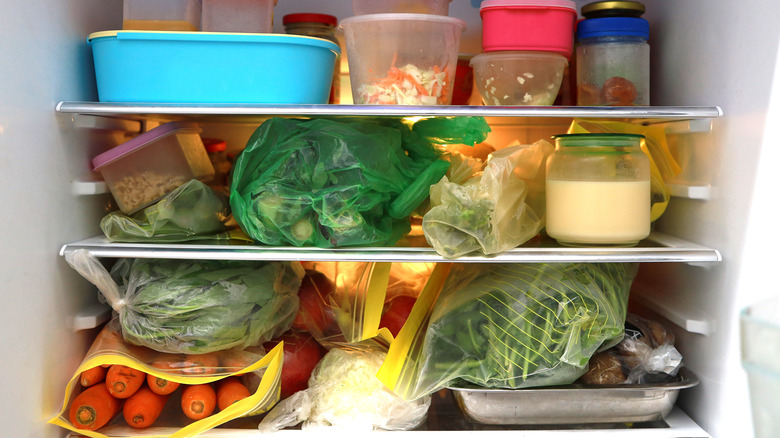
56 101 723 122
59 232 721 264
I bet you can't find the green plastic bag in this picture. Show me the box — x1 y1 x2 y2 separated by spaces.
101 179 234 242
230 117 490 247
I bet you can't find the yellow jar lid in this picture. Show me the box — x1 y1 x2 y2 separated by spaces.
581 1 645 18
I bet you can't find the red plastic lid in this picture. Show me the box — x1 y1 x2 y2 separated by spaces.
480 0 577 10
92 121 201 171
203 138 227 153
283 13 338 27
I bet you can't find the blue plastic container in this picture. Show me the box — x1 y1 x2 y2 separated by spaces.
88 31 340 104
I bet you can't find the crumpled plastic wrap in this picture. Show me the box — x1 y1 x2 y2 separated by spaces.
422 140 553 258
258 348 430 432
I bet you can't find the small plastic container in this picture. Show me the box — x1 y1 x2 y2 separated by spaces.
545 133 650 246
339 13 466 105
283 13 341 104
470 51 568 105
480 0 577 58
123 0 202 31
202 0 277 33
352 0 452 15
576 17 650 106
741 297 780 438
93 122 215 214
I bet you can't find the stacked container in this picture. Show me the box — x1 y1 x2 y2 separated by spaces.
339 1 465 105
471 0 577 106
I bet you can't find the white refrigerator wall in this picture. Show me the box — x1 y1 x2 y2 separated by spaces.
0 0 123 436
0 0 778 437
641 1 780 437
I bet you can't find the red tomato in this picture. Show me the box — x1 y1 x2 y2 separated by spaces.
292 270 336 335
380 295 418 338
264 331 325 399
602 76 638 106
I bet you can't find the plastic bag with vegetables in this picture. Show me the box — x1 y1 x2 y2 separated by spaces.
229 116 490 247
423 140 553 258
379 262 637 400
48 321 284 438
64 250 303 354
258 348 430 432
100 179 241 243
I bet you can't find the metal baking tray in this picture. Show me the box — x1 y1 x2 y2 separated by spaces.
449 368 699 425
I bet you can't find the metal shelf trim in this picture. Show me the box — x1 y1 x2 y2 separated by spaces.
56 101 723 119
59 232 721 264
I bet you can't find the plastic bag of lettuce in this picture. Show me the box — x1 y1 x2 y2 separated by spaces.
64 249 303 354
229 117 490 247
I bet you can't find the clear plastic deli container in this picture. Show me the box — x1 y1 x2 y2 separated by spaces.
202 0 277 33
123 0 202 31
352 0 453 15
470 51 568 105
339 13 466 105
92 122 214 214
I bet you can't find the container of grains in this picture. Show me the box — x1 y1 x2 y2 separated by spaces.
93 121 214 214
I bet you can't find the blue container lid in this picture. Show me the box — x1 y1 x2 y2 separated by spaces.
576 17 649 40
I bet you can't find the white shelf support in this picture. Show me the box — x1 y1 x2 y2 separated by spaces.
70 301 112 332
631 285 716 335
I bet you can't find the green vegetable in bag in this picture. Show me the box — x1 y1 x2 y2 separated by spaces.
229 117 490 247
100 179 232 242
109 258 304 354
394 263 636 399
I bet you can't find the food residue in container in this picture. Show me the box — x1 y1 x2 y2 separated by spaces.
111 172 188 213
357 63 450 105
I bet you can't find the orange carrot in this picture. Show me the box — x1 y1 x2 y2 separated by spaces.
147 361 181 395
122 386 168 429
216 377 251 411
80 366 107 387
180 353 220 375
69 384 122 430
181 384 217 420
105 365 146 399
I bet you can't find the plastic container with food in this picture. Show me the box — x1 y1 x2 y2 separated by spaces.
470 51 568 105
202 0 278 33
92 122 214 214
123 0 202 31
479 0 577 58
576 16 650 106
545 133 650 247
88 31 340 104
352 0 452 15
741 297 780 438
339 13 466 105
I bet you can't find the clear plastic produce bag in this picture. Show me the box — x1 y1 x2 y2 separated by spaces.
64 250 303 354
229 116 489 247
379 263 638 400
423 139 553 258
49 320 284 438
100 179 238 243
258 348 430 432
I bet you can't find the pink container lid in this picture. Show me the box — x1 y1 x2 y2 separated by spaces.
480 0 577 10
92 121 201 171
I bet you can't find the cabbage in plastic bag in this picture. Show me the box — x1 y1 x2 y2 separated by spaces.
423 140 553 258
258 348 430 432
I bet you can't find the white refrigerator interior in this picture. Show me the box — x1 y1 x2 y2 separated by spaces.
0 0 778 437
